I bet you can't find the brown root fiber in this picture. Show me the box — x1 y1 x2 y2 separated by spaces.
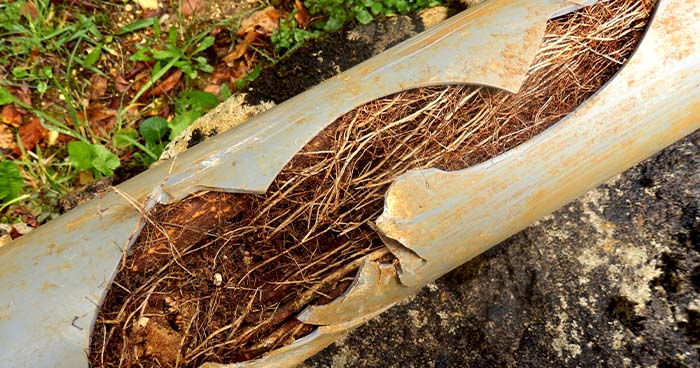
90 1 657 366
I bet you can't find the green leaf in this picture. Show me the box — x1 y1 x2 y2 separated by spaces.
355 10 373 25
139 116 169 144
180 63 197 79
218 84 231 101
37 81 48 94
91 144 120 176
41 66 53 78
168 110 202 140
67 141 95 171
152 49 181 60
369 2 384 14
130 48 153 62
11 67 29 79
183 90 219 110
0 160 24 202
145 140 165 159
112 128 139 148
167 26 178 47
323 17 344 32
234 64 262 90
193 36 215 55
0 86 15 105
83 44 103 67
116 17 158 35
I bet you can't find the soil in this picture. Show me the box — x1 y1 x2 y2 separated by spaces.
89 1 657 367
244 6 464 105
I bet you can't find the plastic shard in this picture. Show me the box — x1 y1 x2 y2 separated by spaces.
298 258 420 325
374 0 700 288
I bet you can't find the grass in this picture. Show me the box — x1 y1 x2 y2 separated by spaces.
0 0 445 229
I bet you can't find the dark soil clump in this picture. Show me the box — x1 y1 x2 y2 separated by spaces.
245 31 376 104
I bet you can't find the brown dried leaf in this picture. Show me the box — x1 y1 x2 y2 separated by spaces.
237 6 282 36
78 171 95 186
1 105 24 127
89 74 109 100
203 84 220 95
15 87 32 107
143 69 182 98
15 117 47 155
294 0 311 28
132 70 151 93
21 1 38 20
88 105 117 122
0 124 17 153
87 105 117 135
115 75 130 93
181 0 203 17
11 210 38 228
224 31 257 65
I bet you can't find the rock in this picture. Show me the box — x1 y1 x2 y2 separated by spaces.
303 131 700 367
0 225 12 248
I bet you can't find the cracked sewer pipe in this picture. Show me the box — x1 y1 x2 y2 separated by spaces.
0 0 699 367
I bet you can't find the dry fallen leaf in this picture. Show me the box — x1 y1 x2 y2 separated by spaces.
89 74 109 100
203 84 220 95
9 221 35 239
0 124 17 153
132 70 151 93
15 86 32 107
294 0 311 28
224 31 257 65
143 69 182 97
21 1 38 20
237 6 282 36
87 104 118 135
115 75 130 93
181 0 203 17
78 171 95 186
14 117 47 155
1 105 24 127
88 105 117 123
0 227 12 248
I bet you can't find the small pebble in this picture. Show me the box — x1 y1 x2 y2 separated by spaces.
137 316 150 328
213 273 223 286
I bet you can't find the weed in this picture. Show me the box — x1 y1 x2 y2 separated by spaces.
113 89 220 165
0 0 107 94
0 160 23 203
271 13 319 51
67 141 120 177
0 0 441 228
128 20 215 82
271 0 443 51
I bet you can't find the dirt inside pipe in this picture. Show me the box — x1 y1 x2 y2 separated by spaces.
89 1 657 366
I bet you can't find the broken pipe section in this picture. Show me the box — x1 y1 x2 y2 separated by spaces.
0 0 696 367
209 0 700 367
